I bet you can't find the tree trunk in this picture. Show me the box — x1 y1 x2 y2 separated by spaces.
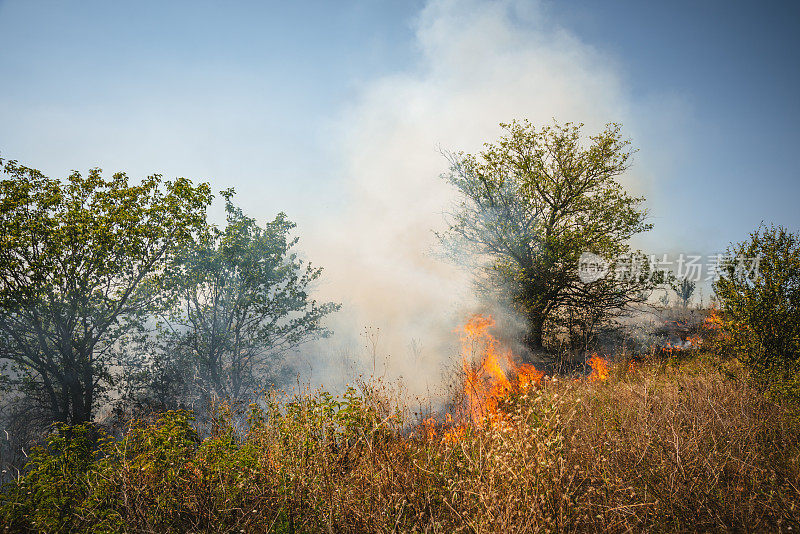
64 358 94 424
523 314 546 361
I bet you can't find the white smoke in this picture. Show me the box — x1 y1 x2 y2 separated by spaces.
299 0 656 393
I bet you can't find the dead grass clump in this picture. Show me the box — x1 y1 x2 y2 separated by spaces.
559 363 800 532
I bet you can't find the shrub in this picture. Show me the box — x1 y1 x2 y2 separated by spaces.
0 423 118 532
714 224 800 401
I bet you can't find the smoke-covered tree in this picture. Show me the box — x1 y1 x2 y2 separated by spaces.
658 290 671 308
116 334 195 415
676 278 696 308
439 121 662 354
0 158 212 424
142 191 340 406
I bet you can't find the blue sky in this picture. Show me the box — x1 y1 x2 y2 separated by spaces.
1 0 799 374
0 1 421 215
547 0 800 245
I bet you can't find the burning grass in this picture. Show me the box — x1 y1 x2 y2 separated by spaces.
3 353 799 533
458 314 544 424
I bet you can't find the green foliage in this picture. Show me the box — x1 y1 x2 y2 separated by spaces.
0 389 400 533
439 120 662 352
281 386 389 453
0 157 212 424
0 423 118 532
126 192 340 409
714 224 800 401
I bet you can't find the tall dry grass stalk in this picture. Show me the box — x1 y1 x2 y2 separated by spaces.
2 358 799 533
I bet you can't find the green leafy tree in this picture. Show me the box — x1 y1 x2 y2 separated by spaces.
439 120 662 353
714 225 800 396
142 191 340 406
0 158 212 424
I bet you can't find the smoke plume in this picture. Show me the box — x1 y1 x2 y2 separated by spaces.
299 0 646 393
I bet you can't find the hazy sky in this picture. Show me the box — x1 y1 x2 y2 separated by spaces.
2 0 799 381
2 0 798 248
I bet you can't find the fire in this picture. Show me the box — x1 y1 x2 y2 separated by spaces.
422 416 437 440
517 364 544 389
587 354 609 382
704 308 724 329
662 334 703 355
701 307 736 342
458 314 543 424
437 315 616 443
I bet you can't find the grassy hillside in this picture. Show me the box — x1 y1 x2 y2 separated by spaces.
2 354 799 533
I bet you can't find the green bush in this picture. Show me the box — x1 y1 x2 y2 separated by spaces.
714 224 800 401
0 423 119 532
0 394 387 533
0 411 204 533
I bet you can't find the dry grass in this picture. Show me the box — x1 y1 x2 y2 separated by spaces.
3 356 800 533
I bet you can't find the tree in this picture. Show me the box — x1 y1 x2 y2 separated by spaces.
0 158 212 424
676 278 696 308
116 334 195 415
146 191 340 405
658 290 671 308
439 121 661 354
714 225 800 390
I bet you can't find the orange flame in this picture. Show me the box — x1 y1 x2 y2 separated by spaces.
421 416 437 440
701 307 735 342
458 314 543 424
704 308 724 329
587 354 609 382
441 413 465 444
